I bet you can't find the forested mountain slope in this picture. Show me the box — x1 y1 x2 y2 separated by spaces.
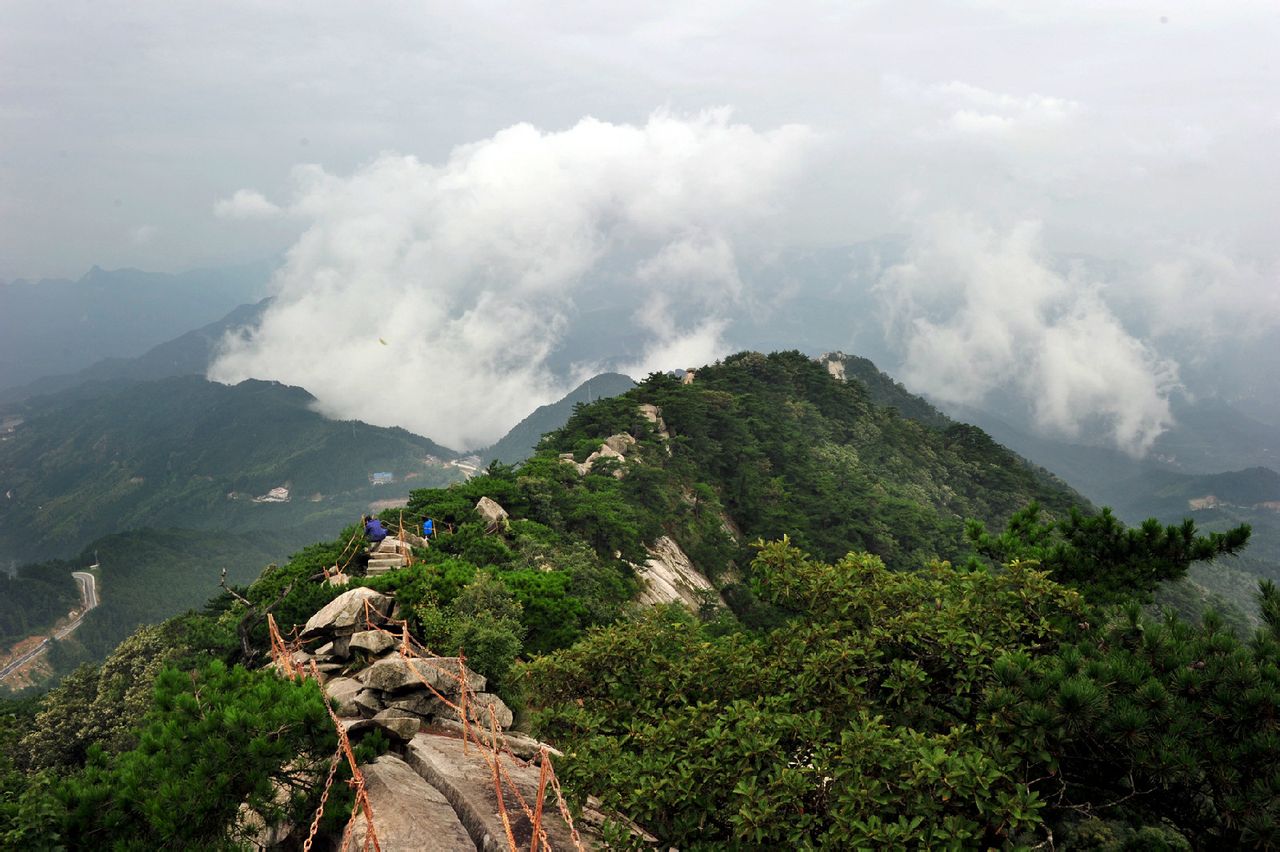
0 375 460 563
1 528 282 693
0 350 1266 849
544 351 1082 571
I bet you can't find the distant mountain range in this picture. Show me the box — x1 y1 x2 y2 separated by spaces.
0 375 460 564
480 372 636 465
0 299 270 407
0 262 273 392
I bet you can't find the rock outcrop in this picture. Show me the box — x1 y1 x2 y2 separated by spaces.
286 563 651 849
634 535 724 611
474 497 509 532
821 351 847 382
559 432 637 478
342 754 474 852
637 403 669 439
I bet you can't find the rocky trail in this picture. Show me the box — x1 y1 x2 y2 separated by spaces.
365 535 411 575
275 585 648 851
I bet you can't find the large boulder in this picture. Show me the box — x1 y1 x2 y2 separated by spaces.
342 754 473 851
357 655 486 695
406 733 603 850
354 689 384 718
387 690 449 719
474 497 509 530
602 433 636 455
342 714 417 745
302 588 394 638
350 629 397 655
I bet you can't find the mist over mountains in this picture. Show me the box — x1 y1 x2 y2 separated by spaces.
0 263 272 391
198 113 1275 456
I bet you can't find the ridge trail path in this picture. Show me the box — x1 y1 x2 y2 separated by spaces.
0 570 100 681
365 536 410 575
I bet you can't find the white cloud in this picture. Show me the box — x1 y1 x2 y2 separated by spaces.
130 224 157 245
1133 245 1280 341
938 81 1081 134
213 189 284 220
208 110 811 449
878 215 1178 455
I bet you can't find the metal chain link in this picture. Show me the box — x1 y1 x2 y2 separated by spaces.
302 749 343 852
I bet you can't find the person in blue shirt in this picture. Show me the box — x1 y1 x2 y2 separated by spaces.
363 515 389 545
422 517 434 538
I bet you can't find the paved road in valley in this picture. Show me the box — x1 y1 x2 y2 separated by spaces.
71 571 97 612
0 570 100 680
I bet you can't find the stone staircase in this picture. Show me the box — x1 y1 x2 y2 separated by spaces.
366 536 411 575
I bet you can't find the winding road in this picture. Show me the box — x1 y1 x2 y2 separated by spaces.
0 570 100 681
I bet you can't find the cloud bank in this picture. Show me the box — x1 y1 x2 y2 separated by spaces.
209 110 811 449
878 216 1179 455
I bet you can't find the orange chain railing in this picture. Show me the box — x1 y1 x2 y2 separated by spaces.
269 591 588 852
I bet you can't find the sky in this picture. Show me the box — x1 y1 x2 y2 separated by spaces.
3 2 1278 450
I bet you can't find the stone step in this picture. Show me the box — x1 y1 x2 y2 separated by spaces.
368 557 406 567
343 753 475 851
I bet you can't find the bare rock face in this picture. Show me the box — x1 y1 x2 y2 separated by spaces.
406 733 603 851
342 754 474 851
635 535 724 611
324 677 364 716
637 403 669 439
350 629 397 655
474 496 509 531
359 654 486 694
822 352 847 381
302 588 394 638
466 693 513 730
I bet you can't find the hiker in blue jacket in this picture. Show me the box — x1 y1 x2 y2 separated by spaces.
422 517 434 538
363 515 389 545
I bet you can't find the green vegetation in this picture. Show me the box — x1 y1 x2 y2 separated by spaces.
481 372 635 465
0 375 460 564
528 542 1079 848
0 350 1268 848
2 528 284 693
7 661 337 849
0 563 78 649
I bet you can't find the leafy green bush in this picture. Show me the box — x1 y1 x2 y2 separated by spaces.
526 540 1080 848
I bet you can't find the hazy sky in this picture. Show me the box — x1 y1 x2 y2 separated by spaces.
4 2 1278 449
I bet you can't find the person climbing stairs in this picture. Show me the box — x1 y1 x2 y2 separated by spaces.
366 536 411 575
